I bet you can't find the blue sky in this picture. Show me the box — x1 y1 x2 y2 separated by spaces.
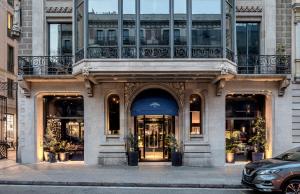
89 0 221 14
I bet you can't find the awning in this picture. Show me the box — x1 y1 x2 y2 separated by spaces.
131 89 179 116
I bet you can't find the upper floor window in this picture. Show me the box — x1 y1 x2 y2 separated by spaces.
77 0 235 60
107 94 120 135
7 45 14 73
190 94 202 135
7 79 14 99
49 23 72 56
7 0 14 7
7 12 13 37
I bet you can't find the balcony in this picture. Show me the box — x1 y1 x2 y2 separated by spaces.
237 55 291 75
18 56 73 76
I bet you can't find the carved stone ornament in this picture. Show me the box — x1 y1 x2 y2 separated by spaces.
278 78 290 97
216 79 226 96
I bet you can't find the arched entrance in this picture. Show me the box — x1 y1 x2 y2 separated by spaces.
131 89 179 162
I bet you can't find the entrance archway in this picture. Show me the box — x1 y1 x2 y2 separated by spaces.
131 89 179 161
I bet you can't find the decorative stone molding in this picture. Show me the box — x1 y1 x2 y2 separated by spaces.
278 78 291 97
124 82 185 109
216 79 226 96
236 6 263 13
45 7 72 13
82 65 94 97
18 76 31 98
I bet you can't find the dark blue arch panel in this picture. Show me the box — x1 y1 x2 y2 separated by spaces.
131 89 179 116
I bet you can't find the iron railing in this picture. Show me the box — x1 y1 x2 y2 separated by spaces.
192 47 223 58
0 142 8 159
18 56 73 76
237 55 291 74
139 46 171 58
87 46 118 58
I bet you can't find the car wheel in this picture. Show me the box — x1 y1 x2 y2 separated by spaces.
284 180 300 194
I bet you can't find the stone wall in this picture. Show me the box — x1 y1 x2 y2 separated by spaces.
277 0 292 55
19 0 32 55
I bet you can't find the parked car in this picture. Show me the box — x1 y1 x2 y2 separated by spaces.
242 147 300 193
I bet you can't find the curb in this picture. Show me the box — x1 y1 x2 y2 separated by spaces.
0 180 247 189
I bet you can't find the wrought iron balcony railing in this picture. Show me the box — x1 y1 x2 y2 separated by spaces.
237 55 291 74
18 56 73 76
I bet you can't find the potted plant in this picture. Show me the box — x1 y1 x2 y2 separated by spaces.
48 139 59 163
58 141 70 162
249 117 266 162
226 137 237 163
126 132 138 166
167 134 182 166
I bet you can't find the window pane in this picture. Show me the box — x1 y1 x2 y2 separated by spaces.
123 0 135 14
190 94 201 135
123 0 136 58
7 45 14 73
140 0 169 14
174 0 186 14
140 0 170 58
108 95 120 135
192 0 221 14
236 23 247 55
76 2 84 53
49 24 72 56
88 0 119 58
89 0 118 14
192 0 221 58
174 0 187 58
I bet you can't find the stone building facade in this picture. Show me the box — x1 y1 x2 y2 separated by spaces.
0 0 19 155
16 0 294 166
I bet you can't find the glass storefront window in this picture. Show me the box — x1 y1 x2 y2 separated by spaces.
190 94 202 135
44 96 84 161
49 24 72 56
107 95 120 135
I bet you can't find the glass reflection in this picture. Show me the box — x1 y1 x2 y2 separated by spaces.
174 0 187 58
88 0 118 58
123 0 136 58
192 0 221 14
192 0 222 58
140 0 170 58
49 24 72 56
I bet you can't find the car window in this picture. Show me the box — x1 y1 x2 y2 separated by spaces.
274 150 300 161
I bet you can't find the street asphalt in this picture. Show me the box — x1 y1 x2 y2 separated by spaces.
0 185 261 194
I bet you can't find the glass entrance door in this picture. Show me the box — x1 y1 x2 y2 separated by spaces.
145 122 164 160
135 115 175 161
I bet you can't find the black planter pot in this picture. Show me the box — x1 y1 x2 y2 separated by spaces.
128 151 139 166
48 152 57 163
252 152 264 162
171 151 182 166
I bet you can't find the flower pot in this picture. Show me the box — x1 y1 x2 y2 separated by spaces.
44 151 50 162
48 152 57 163
252 152 264 162
59 152 69 161
128 151 138 166
171 151 182 166
226 152 235 163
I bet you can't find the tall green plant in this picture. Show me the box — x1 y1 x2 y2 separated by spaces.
166 134 179 152
126 132 138 152
249 117 266 153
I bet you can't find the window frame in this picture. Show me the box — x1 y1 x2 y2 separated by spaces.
189 94 203 136
7 45 14 73
106 94 120 135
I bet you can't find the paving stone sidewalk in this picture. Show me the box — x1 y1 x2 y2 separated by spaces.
0 160 245 188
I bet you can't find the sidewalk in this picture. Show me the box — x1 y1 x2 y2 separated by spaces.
0 160 245 188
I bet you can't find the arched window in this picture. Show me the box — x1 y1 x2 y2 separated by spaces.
190 94 202 135
107 94 120 135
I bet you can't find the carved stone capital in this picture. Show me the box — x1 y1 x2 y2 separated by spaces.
85 79 94 97
216 79 226 96
18 76 31 97
278 78 290 97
